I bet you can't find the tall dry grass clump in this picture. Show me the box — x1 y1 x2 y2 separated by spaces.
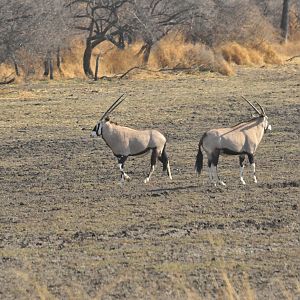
99 42 143 75
2 34 299 82
273 39 300 59
0 64 16 80
61 35 235 78
148 34 234 75
220 43 263 66
60 41 86 79
220 41 283 66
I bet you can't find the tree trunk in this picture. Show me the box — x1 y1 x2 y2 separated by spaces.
281 0 290 43
143 43 152 64
44 60 49 76
44 51 51 76
44 51 54 79
83 43 94 77
49 58 54 80
57 47 62 73
14 63 19 76
83 37 105 78
11 55 20 76
94 55 100 81
138 42 152 65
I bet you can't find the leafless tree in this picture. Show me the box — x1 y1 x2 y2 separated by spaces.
185 0 279 46
0 0 34 75
68 0 130 77
129 0 197 64
0 0 75 78
28 0 75 79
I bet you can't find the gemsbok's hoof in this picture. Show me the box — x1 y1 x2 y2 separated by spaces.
219 181 226 186
124 174 131 180
144 178 150 183
240 178 246 185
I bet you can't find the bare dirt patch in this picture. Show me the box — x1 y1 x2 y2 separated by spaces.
0 63 299 299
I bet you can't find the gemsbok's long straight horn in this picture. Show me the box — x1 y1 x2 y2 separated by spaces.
241 96 262 115
254 101 266 116
100 93 126 121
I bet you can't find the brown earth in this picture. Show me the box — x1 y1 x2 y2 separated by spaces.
0 62 299 299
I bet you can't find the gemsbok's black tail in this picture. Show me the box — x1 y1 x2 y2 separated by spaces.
195 133 206 175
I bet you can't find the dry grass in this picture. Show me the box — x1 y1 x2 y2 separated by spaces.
2 34 300 81
149 34 234 76
220 42 284 66
1 64 299 299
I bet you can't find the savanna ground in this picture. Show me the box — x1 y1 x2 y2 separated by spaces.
0 62 299 299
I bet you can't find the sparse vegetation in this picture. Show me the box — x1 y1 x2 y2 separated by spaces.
0 0 300 81
1 62 299 299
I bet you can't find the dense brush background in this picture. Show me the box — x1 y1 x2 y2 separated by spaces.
0 0 300 80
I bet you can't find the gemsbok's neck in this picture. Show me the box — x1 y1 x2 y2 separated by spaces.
245 118 265 144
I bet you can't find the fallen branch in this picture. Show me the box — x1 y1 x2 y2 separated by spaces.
90 65 208 81
119 65 204 79
0 73 15 85
119 66 147 79
286 55 300 62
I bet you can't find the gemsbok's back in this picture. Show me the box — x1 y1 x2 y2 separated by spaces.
195 97 271 186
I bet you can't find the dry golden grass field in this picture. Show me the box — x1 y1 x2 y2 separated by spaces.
0 62 300 299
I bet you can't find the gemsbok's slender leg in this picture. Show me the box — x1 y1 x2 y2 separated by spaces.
239 155 246 185
207 160 213 183
248 154 257 183
144 148 158 183
166 162 172 180
217 166 226 186
117 155 129 182
211 164 218 186
158 146 172 180
212 150 225 186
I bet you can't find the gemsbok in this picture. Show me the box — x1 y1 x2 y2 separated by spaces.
91 94 172 183
195 97 271 186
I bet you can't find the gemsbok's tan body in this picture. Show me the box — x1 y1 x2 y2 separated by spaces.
91 95 172 183
195 97 271 186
